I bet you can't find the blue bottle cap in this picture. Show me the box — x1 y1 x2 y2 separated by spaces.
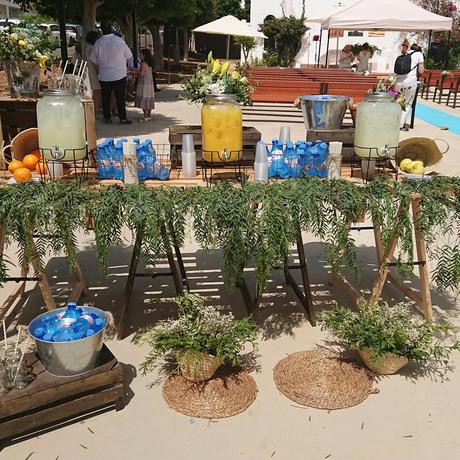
43 333 53 341
86 329 95 337
67 302 77 309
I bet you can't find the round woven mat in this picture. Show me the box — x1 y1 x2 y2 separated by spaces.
273 350 377 410
163 369 258 419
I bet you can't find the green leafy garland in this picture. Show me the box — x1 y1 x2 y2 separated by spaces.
1 176 460 296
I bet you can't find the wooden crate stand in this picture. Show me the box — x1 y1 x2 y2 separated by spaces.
0 345 124 446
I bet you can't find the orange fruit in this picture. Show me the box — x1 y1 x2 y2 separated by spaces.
36 160 48 175
30 149 42 160
13 167 32 182
22 154 40 170
8 159 24 173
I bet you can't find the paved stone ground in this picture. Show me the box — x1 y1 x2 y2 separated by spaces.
1 85 460 460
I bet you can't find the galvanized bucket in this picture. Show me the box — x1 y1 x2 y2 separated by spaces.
300 95 349 130
28 307 108 377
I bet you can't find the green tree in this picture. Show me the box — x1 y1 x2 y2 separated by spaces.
215 0 248 20
260 16 308 67
234 36 257 63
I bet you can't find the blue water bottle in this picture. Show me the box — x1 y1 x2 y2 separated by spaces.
317 142 329 178
270 140 284 178
136 144 147 181
281 142 294 179
143 139 156 162
112 141 124 181
153 160 170 180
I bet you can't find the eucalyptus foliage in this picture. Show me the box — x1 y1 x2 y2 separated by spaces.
1 176 460 297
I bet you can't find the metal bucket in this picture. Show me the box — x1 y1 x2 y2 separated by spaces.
300 95 350 130
28 307 108 377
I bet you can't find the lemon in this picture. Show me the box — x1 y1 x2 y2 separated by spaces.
412 160 424 168
409 163 425 175
399 158 413 172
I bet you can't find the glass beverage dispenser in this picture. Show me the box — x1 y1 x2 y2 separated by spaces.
37 89 87 161
354 92 401 159
201 94 243 163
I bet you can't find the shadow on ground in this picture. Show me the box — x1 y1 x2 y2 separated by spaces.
7 241 460 341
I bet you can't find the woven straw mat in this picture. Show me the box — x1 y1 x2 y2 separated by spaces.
273 350 378 410
163 369 258 419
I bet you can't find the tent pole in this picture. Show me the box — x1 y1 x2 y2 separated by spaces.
325 30 331 68
317 28 323 68
427 30 432 62
444 30 451 69
226 35 230 60
336 35 339 66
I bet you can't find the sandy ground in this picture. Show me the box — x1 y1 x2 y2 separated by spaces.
1 87 460 460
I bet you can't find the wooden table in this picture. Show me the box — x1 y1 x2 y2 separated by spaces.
168 125 261 168
0 345 124 446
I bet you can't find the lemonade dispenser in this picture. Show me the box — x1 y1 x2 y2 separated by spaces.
37 89 87 161
354 92 401 159
201 94 242 162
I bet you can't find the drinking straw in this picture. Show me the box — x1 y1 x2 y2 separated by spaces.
13 328 21 355
76 62 87 92
13 335 30 385
59 61 69 88
72 59 79 76
2 320 7 352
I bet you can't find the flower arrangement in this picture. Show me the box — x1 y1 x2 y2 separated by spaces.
182 52 253 105
0 25 57 68
319 302 460 374
376 74 406 110
133 292 257 377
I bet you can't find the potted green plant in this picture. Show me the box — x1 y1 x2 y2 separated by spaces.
319 302 460 375
133 292 257 382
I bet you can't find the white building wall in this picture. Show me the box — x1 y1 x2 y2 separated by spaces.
0 0 21 19
250 0 426 72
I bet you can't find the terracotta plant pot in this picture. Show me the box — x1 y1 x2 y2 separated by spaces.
176 351 222 383
358 348 409 375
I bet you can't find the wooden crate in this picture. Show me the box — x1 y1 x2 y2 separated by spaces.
306 127 355 162
0 344 124 446
168 125 261 167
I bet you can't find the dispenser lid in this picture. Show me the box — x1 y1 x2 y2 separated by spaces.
43 88 77 96
365 92 395 102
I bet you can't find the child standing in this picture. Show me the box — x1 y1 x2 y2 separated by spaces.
135 49 155 122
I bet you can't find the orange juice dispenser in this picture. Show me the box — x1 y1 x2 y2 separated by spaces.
201 94 242 162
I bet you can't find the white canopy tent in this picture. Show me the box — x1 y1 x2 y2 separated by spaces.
192 15 267 60
320 0 453 31
316 0 453 67
307 1 349 66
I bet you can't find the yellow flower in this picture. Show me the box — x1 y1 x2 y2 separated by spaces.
38 55 48 70
239 76 248 84
219 61 230 77
231 71 240 80
10 33 19 41
18 39 27 46
211 59 221 75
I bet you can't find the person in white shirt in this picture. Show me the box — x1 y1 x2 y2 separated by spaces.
90 21 133 124
395 40 425 131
